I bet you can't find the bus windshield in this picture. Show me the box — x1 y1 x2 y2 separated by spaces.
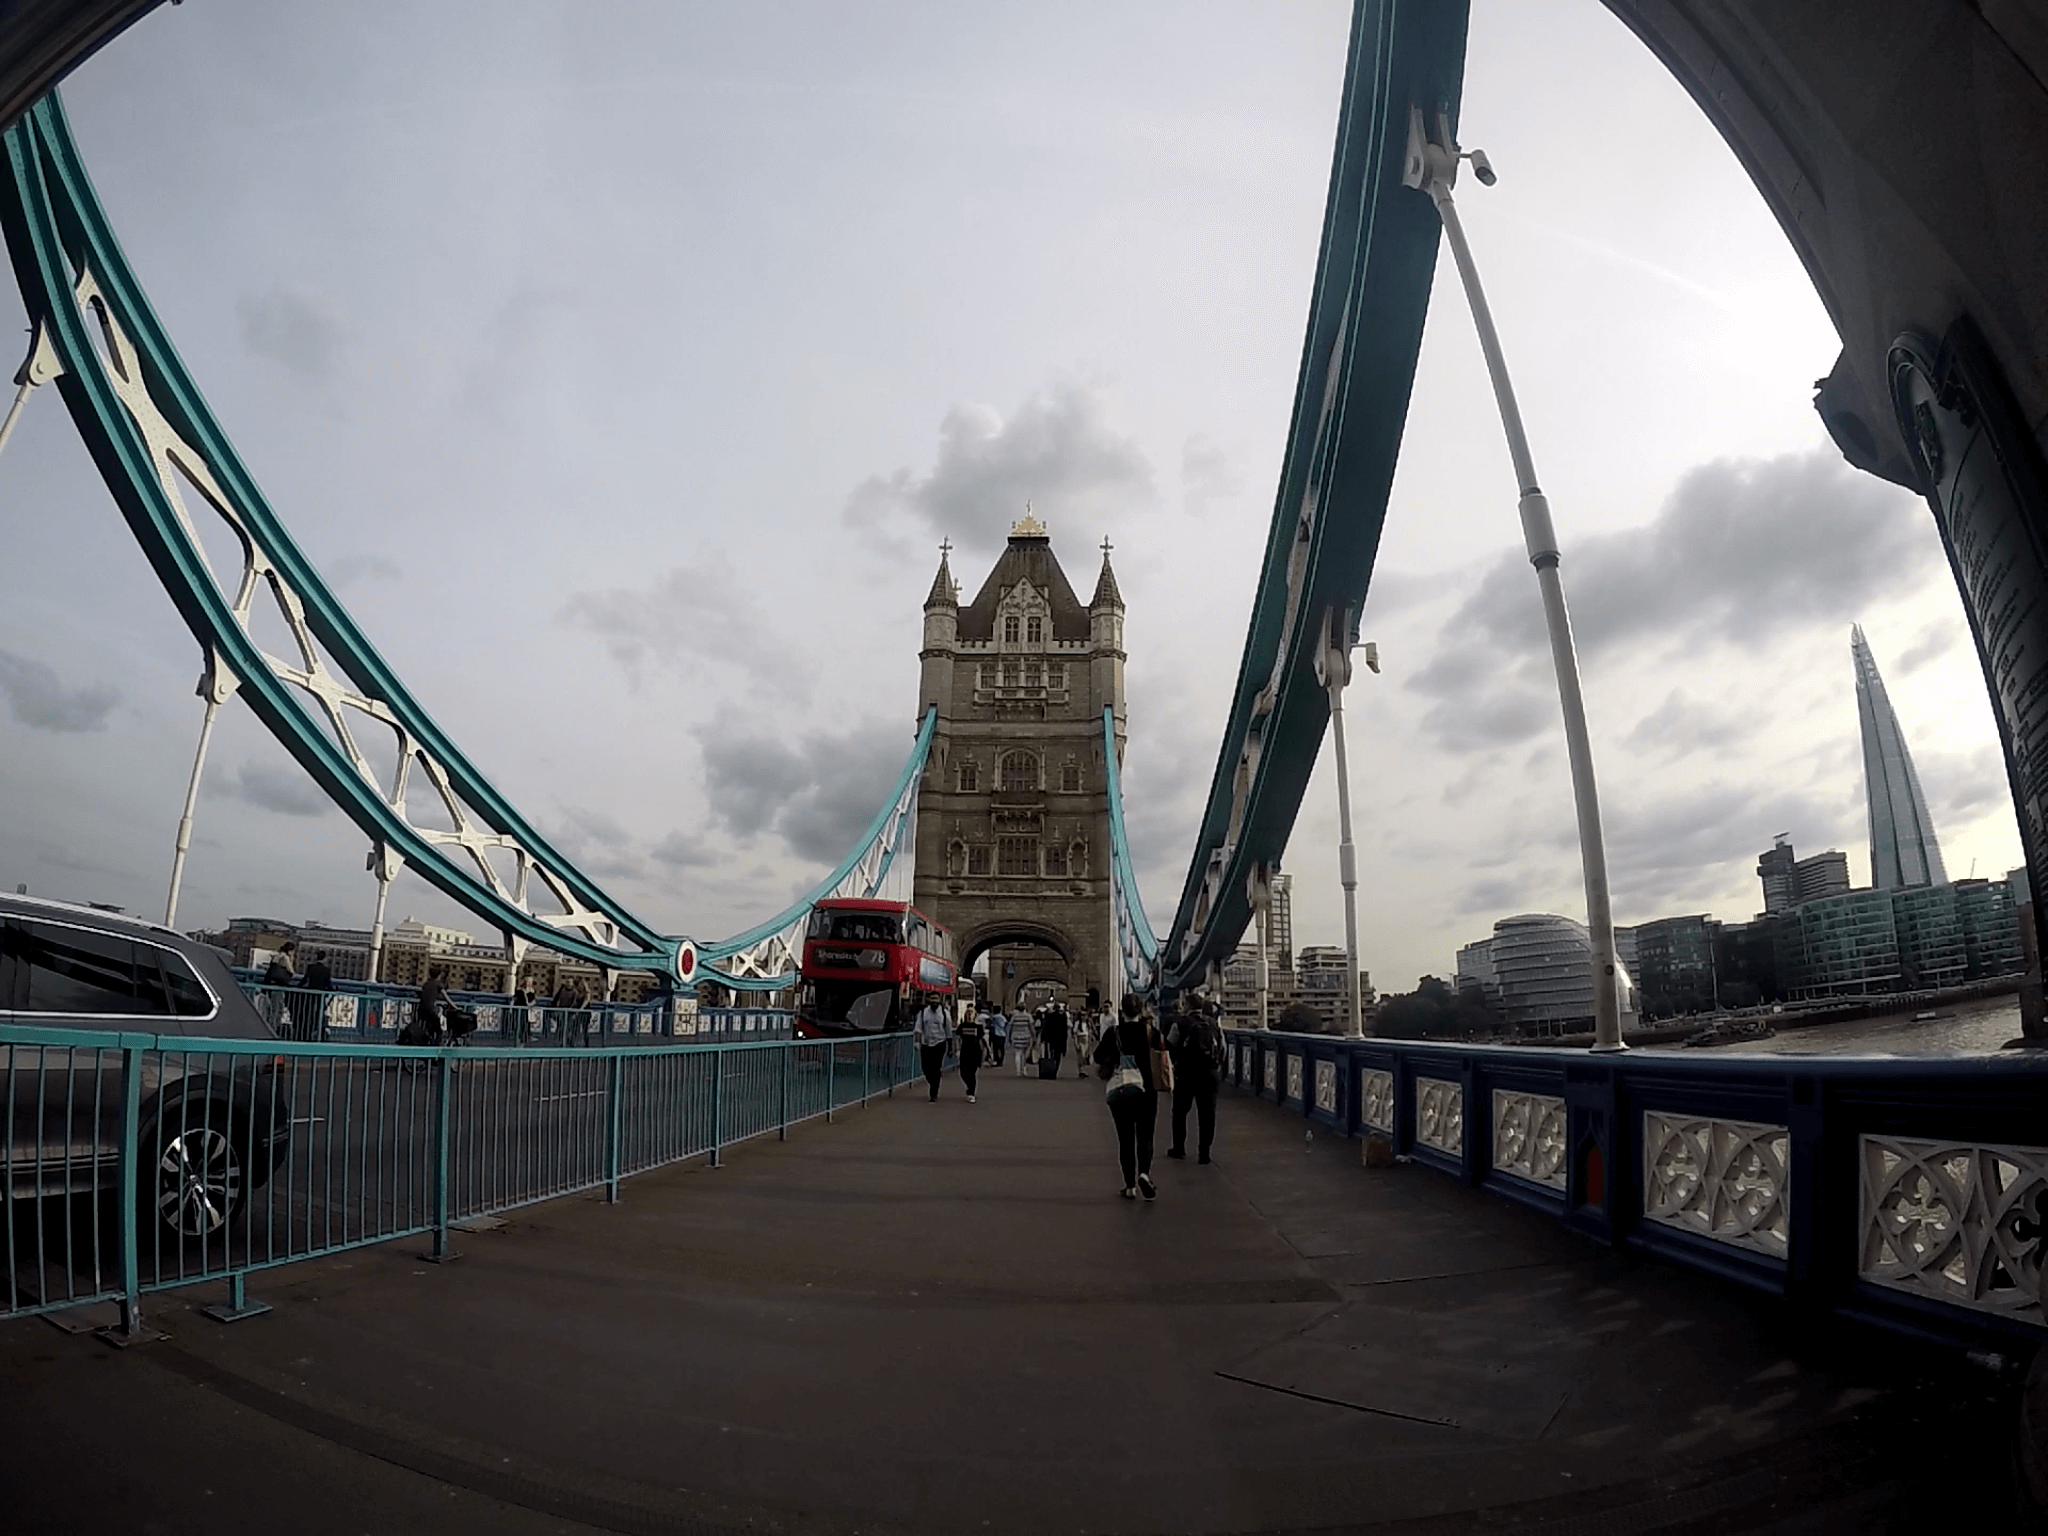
807 909 906 944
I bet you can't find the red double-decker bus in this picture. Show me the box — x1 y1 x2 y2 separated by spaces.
796 897 957 1036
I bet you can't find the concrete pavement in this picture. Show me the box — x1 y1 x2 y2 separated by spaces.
0 1059 2024 1533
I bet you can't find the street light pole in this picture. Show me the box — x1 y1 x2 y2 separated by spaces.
1403 108 1625 1053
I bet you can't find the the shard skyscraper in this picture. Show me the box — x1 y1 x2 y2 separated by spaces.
1852 625 1947 890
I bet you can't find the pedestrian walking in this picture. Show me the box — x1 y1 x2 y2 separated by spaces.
957 1005 986 1101
1166 992 1228 1164
1038 1002 1069 1079
414 968 451 1046
302 950 334 993
553 976 586 1044
988 1007 1008 1068
1094 994 1167 1199
915 991 954 1102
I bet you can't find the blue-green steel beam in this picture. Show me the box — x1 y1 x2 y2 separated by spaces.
1160 0 1468 989
0 95 689 977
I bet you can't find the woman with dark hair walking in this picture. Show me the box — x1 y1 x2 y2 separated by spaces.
1093 993 1168 1200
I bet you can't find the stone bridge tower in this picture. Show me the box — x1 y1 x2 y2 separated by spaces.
913 514 1126 1010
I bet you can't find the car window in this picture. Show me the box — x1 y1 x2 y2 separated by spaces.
16 919 170 1017
153 948 216 1018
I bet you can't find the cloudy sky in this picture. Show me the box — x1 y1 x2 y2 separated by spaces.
0 2 2019 991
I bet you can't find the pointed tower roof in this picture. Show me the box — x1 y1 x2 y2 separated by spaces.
1852 624 1947 890
1090 537 1124 610
924 542 958 609
956 517 1090 640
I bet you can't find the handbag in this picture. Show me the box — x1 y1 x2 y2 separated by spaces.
1104 1030 1145 1104
1150 1036 1175 1095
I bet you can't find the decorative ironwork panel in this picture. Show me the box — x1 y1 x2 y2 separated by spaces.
1285 1054 1303 1103
1262 1051 1277 1092
1360 1068 1394 1133
1415 1077 1463 1157
1492 1089 1567 1191
1237 1044 1250 1084
1313 1059 1336 1114
1642 1112 1790 1258
1860 1135 2046 1330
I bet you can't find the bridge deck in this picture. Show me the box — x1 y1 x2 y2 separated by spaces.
0 1061 2012 1533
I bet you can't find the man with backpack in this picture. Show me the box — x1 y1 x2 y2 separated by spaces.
1165 990 1228 1164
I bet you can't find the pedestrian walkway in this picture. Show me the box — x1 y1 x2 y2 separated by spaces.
0 1062 2014 1533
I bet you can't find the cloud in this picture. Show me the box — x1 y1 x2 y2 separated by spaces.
1624 690 1750 757
1916 744 2010 828
204 760 331 817
238 288 343 381
1894 620 1959 676
1406 449 1937 752
844 380 1154 546
698 716 910 865
650 831 716 868
0 650 120 731
559 550 801 695
1181 434 1243 511
328 553 402 589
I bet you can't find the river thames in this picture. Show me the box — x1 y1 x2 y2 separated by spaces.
1639 992 2033 1057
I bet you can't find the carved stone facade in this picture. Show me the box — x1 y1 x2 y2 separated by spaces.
913 516 1126 1009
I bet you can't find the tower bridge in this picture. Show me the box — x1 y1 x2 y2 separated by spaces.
1 1 2047 1527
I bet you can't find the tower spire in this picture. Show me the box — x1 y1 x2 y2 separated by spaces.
1090 535 1123 609
924 539 957 609
1853 625 1946 889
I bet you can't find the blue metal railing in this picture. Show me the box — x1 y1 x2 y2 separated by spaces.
0 1024 915 1335
1223 1029 2048 1350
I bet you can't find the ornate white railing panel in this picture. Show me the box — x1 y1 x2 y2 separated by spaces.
1360 1068 1394 1133
1642 1112 1790 1258
1859 1135 2046 1330
1492 1089 1568 1191
1415 1076 1463 1157
1314 1059 1336 1115
1285 1053 1304 1104
1262 1050 1278 1093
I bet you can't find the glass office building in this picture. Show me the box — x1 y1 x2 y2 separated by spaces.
1854 626 1947 890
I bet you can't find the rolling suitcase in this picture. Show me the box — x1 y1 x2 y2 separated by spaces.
1038 1057 1059 1079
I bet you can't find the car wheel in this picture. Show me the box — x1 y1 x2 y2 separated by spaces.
152 1111 245 1239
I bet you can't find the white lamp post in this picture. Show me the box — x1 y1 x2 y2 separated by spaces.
1314 611 1378 1037
1402 108 1625 1053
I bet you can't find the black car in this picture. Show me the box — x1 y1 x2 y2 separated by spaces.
0 894 290 1238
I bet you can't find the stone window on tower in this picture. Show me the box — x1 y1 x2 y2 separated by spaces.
1043 843 1068 878
956 761 979 793
1060 761 1082 793
1049 664 1066 688
998 836 1038 877
1003 615 1020 644
999 660 1017 687
967 845 992 876
1027 615 1043 644
1023 660 1042 688
946 837 968 876
1001 751 1037 792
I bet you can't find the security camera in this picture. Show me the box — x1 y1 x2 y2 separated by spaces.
1466 149 1497 186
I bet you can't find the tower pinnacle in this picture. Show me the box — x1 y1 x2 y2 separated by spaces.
924 542 957 609
1090 538 1123 610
